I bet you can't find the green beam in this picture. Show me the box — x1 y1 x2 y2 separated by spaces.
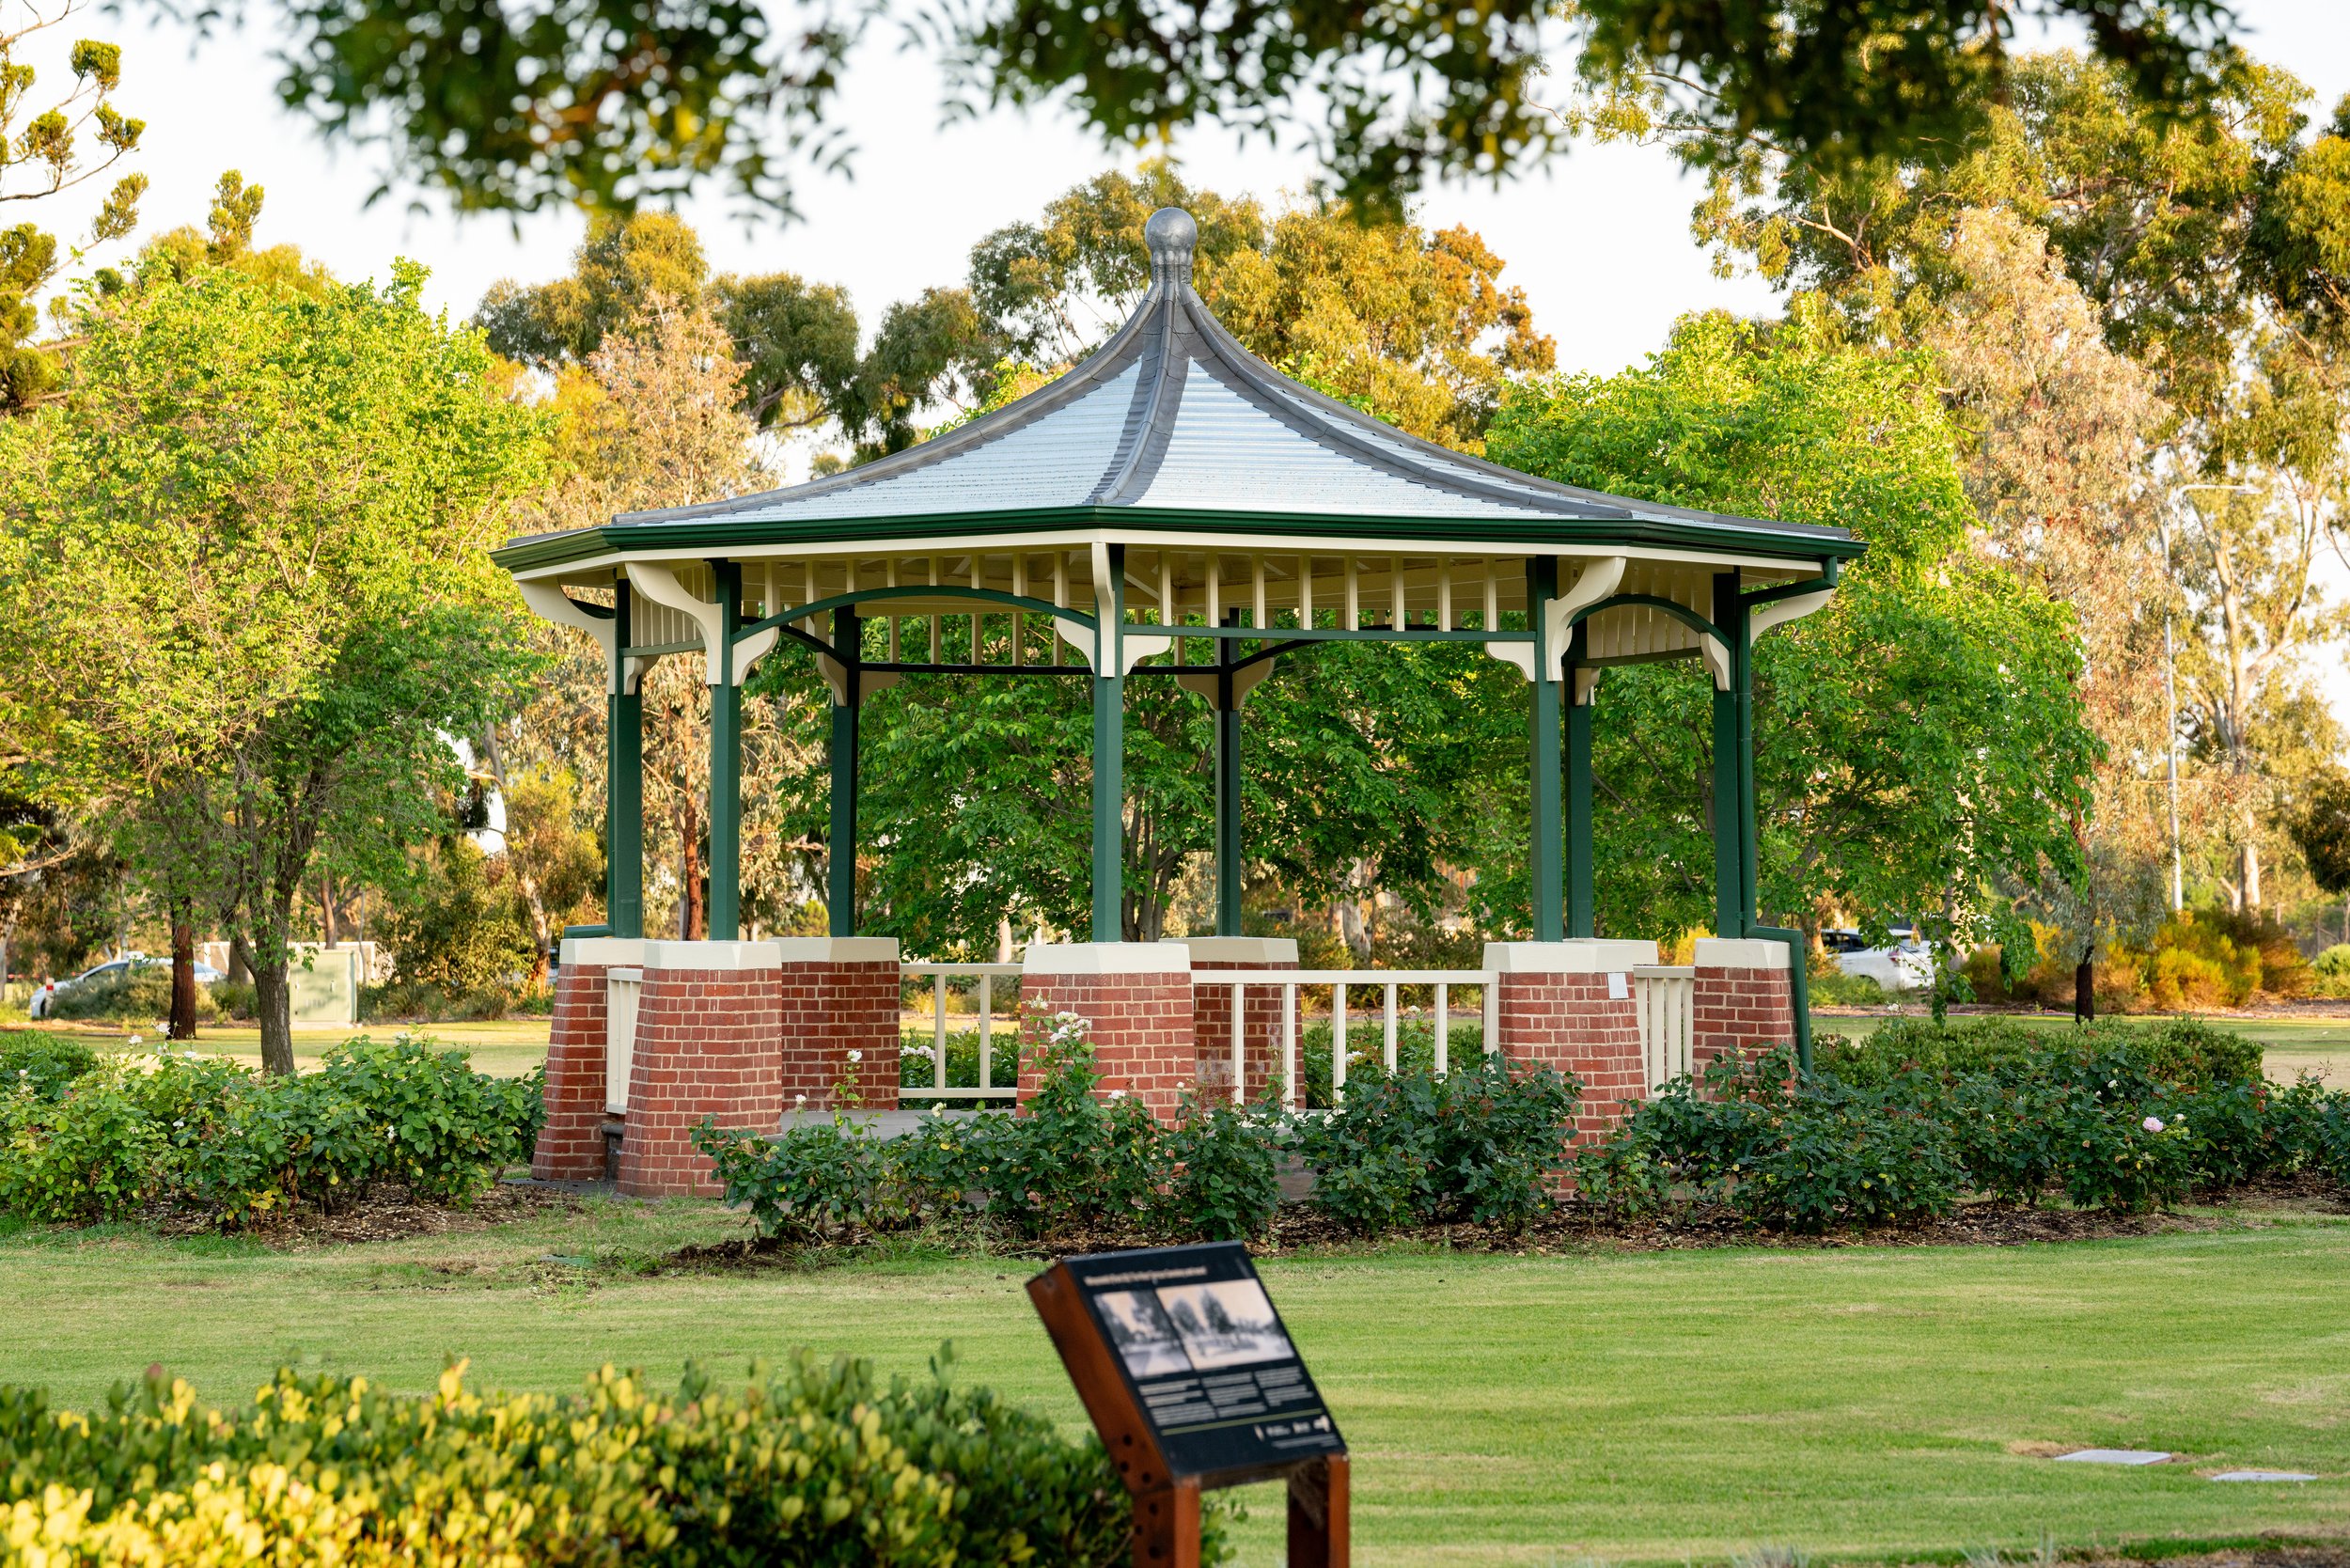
1529 557 1563 943
707 560 744 942
1091 546 1126 942
606 585 644 941
1565 634 1594 940
827 607 861 938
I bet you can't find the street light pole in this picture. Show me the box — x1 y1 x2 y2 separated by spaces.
2161 482 2263 914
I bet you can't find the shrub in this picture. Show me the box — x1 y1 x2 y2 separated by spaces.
1160 1091 1283 1241
1937 1073 2065 1205
381 837 538 993
1292 1055 1578 1233
956 1015 1166 1239
1821 1016 2262 1092
0 1034 98 1101
1808 969 1887 1007
0 1354 1177 1567
1729 1082 1966 1232
699 1115 914 1240
0 1065 173 1222
44 964 219 1025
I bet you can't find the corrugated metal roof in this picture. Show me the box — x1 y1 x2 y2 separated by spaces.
547 208 1850 551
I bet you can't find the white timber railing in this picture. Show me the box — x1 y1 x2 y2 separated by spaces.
1190 969 1499 1111
901 962 1024 1102
604 966 643 1116
1635 964 1695 1087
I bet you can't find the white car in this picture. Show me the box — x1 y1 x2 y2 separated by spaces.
27 953 225 1018
1835 938 1935 994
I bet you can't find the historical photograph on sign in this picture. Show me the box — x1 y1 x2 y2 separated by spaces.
1155 1278 1294 1370
1096 1290 1193 1377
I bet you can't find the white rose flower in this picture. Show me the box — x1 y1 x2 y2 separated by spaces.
847 1049 863 1062
2142 1116 2165 1133
794 1093 808 1106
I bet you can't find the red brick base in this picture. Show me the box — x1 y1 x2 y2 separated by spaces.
1185 939 1297 1103
615 943 784 1197
774 939 902 1112
1486 941 1658 1137
533 938 639 1180
1020 945 1197 1121
1693 937 1795 1087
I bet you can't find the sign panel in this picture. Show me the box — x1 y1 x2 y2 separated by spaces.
1042 1241 1344 1482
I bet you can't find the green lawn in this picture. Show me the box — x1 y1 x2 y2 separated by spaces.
4 1204 2346 1564
19 1018 554 1079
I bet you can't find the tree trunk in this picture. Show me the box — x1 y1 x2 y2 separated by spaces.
680 828 706 940
253 960 296 1075
168 904 198 1041
2240 839 2261 911
227 933 253 986
321 873 339 946
2074 947 2095 1024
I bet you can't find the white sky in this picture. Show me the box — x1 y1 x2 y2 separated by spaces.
18 0 2350 713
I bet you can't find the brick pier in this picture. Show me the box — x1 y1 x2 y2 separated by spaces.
533 935 641 1181
1019 944 1198 1121
614 940 784 1198
1486 939 1659 1136
1692 936 1796 1084
774 937 902 1112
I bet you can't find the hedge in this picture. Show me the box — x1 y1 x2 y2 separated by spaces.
0 1353 1193 1566
0 1037 542 1226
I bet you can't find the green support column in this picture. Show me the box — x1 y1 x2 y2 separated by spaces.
1090 546 1126 942
1215 611 1243 936
1529 557 1563 942
606 583 644 940
1564 627 1594 940
707 560 744 942
827 607 861 938
1709 572 1747 939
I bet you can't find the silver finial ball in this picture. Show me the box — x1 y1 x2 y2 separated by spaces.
1144 207 1197 272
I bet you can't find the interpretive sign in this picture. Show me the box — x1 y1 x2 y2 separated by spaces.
1028 1241 1348 1567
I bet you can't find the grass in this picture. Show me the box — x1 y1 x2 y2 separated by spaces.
12 1018 553 1078
1 1203 2345 1564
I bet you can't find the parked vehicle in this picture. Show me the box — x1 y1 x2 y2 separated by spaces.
27 952 224 1019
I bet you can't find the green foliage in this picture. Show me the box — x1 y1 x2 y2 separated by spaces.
0 1063 170 1221
1487 310 2096 945
0 1037 538 1227
1728 1079 1966 1232
1823 1016 2264 1091
1160 1092 1283 1242
40 962 218 1024
1289 1055 1579 1233
0 1354 1166 1566
1807 970 1888 1007
383 837 539 992
0 1033 97 1100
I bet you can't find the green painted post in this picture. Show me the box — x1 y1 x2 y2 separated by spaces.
707 560 744 942
1565 631 1594 940
1215 610 1242 937
1710 572 1744 939
1734 599 1758 927
827 607 861 938
607 583 644 940
1529 557 1563 943
1091 546 1126 942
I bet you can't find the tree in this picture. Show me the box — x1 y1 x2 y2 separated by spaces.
1616 49 2350 915
1486 307 2099 955
0 259 545 1071
1 0 144 410
503 300 823 941
2290 767 2350 943
164 0 2239 222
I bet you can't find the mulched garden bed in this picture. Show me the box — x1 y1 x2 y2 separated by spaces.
150 1181 583 1246
655 1185 2350 1275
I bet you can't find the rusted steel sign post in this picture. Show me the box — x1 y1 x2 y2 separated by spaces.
1028 1241 1349 1567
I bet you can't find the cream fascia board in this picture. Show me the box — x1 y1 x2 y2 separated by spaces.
512 533 1826 589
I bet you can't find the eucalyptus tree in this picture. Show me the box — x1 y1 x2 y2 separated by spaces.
1487 309 2099 956
0 260 545 1070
